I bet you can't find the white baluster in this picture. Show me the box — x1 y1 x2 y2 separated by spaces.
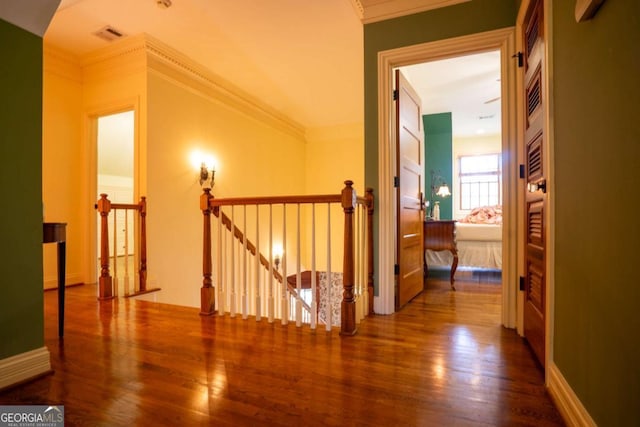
268 204 274 323
230 206 236 317
217 209 224 315
255 204 261 321
326 203 331 331
281 204 288 325
295 203 302 327
124 209 130 296
113 209 118 297
310 203 317 330
242 206 248 319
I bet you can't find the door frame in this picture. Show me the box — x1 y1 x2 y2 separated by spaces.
375 27 519 330
83 99 141 285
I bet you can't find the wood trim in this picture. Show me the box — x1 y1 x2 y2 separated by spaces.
0 348 51 391
548 363 596 427
210 194 342 207
377 27 517 317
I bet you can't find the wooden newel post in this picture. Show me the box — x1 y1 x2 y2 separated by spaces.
340 180 357 335
366 187 375 316
200 188 216 316
138 196 148 292
97 194 113 300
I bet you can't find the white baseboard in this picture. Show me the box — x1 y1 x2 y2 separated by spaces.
0 347 52 390
548 362 597 427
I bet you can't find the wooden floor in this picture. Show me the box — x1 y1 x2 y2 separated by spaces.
0 275 564 426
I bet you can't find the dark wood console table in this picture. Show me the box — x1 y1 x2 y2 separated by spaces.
424 220 458 290
43 222 66 337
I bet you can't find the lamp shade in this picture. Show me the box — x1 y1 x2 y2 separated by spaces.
436 184 451 197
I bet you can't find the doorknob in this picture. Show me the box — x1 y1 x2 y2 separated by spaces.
527 179 547 193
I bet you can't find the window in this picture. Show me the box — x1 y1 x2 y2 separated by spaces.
459 154 501 210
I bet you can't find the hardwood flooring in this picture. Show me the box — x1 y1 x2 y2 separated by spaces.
0 275 564 426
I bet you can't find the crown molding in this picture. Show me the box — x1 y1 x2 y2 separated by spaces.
43 44 82 82
360 0 471 24
76 33 305 139
143 34 306 139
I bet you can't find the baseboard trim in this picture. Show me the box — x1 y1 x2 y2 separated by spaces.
0 347 52 391
548 362 596 427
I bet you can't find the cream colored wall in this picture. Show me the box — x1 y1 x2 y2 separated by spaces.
304 123 364 273
42 47 83 289
81 45 147 284
146 70 307 307
43 35 363 307
452 133 501 219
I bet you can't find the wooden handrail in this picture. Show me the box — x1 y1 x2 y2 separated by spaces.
200 181 374 333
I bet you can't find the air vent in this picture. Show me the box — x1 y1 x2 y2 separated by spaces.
93 26 126 42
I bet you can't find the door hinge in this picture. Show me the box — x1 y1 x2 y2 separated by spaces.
393 89 399 101
519 164 525 179
512 51 523 68
394 176 400 187
519 276 526 291
394 264 400 275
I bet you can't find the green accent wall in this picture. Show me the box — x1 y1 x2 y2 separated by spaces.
0 19 44 359
552 1 640 425
364 0 517 295
424 113 452 220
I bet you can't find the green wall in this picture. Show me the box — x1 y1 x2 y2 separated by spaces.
0 19 44 359
364 0 517 295
424 113 453 220
551 1 640 425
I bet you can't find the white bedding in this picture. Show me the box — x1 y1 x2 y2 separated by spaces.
426 223 502 270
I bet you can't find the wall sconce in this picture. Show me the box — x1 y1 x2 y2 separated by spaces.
190 150 217 190
199 162 215 189
273 244 283 271
429 169 451 219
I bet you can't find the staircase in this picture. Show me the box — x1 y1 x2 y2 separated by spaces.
200 180 374 335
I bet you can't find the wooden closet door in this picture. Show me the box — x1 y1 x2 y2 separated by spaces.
522 0 547 368
395 69 425 309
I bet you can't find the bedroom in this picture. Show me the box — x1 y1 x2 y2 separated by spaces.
399 49 503 284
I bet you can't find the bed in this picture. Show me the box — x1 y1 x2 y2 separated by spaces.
425 205 503 270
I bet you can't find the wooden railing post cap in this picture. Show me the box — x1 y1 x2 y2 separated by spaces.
97 194 111 212
342 180 355 209
200 188 212 211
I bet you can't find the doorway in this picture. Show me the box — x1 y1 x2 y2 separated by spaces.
96 110 135 292
375 28 518 331
397 50 503 316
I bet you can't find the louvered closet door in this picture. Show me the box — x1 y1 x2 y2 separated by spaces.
522 0 547 368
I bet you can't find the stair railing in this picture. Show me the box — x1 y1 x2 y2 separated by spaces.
95 194 158 299
200 181 374 335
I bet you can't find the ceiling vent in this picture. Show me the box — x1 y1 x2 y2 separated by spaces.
93 26 126 42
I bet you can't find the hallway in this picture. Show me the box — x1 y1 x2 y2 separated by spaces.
0 276 564 426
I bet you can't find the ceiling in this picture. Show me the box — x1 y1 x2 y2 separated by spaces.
39 0 499 137
401 50 502 138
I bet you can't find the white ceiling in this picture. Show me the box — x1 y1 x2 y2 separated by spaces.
401 50 502 138
41 0 499 137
